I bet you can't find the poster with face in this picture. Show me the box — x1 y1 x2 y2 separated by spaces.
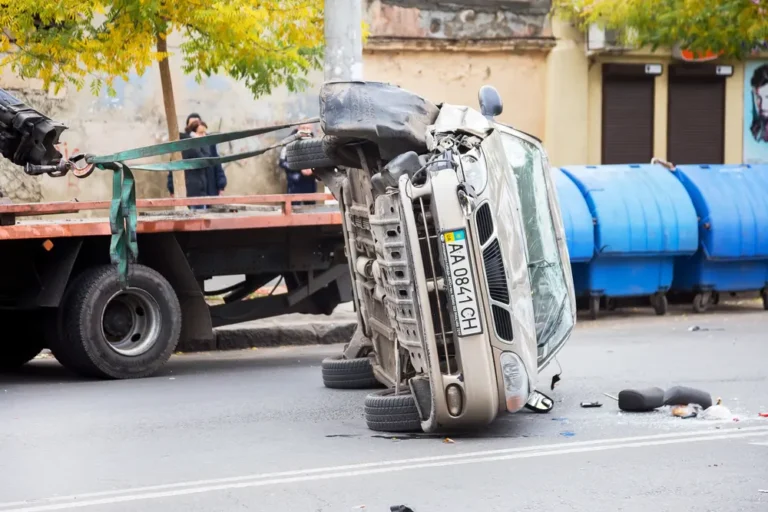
744 61 768 164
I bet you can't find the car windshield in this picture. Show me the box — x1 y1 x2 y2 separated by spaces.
498 129 575 364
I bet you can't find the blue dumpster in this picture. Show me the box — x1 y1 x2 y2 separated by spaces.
552 167 594 263
671 164 768 312
560 164 699 318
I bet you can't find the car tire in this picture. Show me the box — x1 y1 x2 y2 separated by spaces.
322 355 380 389
50 264 181 379
284 139 335 171
364 389 422 433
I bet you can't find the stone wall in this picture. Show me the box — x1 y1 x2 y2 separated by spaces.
0 39 323 209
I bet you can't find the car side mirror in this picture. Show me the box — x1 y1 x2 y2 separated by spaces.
478 85 503 120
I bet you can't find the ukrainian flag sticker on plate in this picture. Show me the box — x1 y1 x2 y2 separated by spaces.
444 229 466 243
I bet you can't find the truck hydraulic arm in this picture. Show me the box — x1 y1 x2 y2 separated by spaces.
0 88 68 175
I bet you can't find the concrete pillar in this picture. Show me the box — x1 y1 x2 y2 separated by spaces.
324 0 364 81
321 0 364 204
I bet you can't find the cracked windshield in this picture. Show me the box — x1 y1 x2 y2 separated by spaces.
0 0 767 510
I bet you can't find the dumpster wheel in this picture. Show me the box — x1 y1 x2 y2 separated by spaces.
692 292 712 314
762 288 768 311
650 293 668 316
588 296 600 320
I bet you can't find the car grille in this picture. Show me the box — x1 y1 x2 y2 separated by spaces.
476 203 494 245
482 239 510 304
414 196 455 374
475 203 514 342
492 305 514 341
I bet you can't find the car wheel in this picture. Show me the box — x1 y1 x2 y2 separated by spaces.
284 139 335 171
50 264 181 379
322 355 380 389
364 388 422 433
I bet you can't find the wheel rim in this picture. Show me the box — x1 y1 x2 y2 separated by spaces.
100 288 162 356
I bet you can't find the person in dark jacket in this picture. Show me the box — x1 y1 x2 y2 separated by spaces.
167 113 227 207
279 124 317 205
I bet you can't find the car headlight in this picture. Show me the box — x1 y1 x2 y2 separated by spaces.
460 150 488 194
499 351 530 413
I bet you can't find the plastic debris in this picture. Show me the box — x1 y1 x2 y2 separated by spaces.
580 401 603 408
443 438 455 444
759 490 768 494
671 404 701 418
700 404 733 421
560 431 576 437
759 412 768 418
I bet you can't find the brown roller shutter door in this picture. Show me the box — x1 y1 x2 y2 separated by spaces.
602 65 655 164
667 66 725 164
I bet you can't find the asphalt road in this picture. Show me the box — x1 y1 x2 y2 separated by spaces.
1 307 768 512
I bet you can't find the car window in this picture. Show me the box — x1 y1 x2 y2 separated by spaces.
497 130 574 362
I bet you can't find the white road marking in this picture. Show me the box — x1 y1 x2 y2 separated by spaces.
2 426 767 512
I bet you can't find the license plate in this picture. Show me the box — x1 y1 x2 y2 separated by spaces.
442 228 483 337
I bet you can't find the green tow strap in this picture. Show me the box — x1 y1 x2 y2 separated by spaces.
84 118 318 287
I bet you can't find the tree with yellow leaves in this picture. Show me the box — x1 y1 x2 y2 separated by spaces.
0 0 324 196
554 0 768 58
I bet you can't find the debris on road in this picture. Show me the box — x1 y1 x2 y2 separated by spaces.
443 438 455 444
663 386 713 409
560 431 576 437
671 404 700 418
580 401 603 408
759 412 768 418
618 387 665 412
700 400 733 421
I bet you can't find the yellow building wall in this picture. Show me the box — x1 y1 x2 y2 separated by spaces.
545 22 751 166
364 48 550 140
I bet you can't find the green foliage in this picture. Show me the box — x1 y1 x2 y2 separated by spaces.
0 0 325 97
554 0 768 58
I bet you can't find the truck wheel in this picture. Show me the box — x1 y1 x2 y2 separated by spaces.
322 355 380 389
50 264 181 379
0 311 47 370
284 139 335 171
364 389 422 433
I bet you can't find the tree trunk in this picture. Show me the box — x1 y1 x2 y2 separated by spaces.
156 32 186 200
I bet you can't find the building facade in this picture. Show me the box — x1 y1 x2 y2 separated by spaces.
545 20 768 167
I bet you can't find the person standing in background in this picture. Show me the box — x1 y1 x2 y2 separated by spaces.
279 123 317 205
168 113 227 202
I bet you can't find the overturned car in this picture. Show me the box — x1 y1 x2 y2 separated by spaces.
284 82 576 433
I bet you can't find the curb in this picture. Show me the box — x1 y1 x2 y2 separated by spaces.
176 321 357 353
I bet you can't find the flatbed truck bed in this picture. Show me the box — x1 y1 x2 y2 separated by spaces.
0 193 350 379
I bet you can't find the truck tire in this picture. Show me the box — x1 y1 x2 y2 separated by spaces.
0 311 47 370
50 264 181 379
322 355 380 389
284 139 335 171
364 389 422 433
